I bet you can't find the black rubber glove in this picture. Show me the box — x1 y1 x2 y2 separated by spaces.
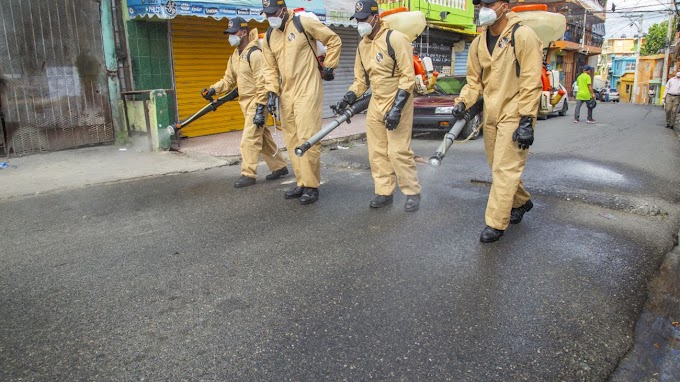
384 89 410 131
266 92 278 116
452 102 466 119
202 87 216 101
512 116 534 150
332 91 357 115
254 104 266 128
322 67 335 81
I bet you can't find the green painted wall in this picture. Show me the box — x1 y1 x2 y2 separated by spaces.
380 0 476 33
126 20 173 90
124 17 177 138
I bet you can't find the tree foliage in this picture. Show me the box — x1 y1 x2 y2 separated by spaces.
640 20 671 56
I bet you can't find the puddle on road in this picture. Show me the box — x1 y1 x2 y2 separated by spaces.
445 186 485 200
542 159 627 186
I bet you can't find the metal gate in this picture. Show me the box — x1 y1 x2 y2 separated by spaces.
454 42 470 76
322 26 359 119
0 0 114 156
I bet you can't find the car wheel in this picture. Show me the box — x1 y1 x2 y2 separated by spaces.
458 113 482 141
558 100 568 116
537 114 548 120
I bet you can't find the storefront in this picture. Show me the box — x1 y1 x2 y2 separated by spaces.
170 17 268 137
417 25 475 77
127 0 329 137
124 0 475 136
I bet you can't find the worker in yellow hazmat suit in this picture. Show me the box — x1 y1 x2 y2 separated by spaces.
260 0 342 205
335 0 421 212
453 0 542 242
203 17 288 188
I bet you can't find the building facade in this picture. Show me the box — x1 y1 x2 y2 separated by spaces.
120 0 477 139
0 0 121 156
610 56 637 103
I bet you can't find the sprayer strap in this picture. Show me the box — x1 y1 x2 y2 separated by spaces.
293 15 324 71
510 23 522 77
357 46 370 87
386 30 397 77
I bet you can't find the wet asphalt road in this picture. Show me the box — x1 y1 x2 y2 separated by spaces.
1 103 679 380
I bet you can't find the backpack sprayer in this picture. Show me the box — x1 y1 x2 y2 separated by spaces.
428 98 484 167
166 88 239 138
294 91 372 156
515 5 567 117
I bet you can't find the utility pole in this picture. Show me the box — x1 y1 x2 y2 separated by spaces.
582 12 587 51
661 4 674 103
629 15 643 103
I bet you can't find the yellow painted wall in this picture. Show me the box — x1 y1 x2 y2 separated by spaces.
632 56 664 104
619 73 635 103
602 38 644 55
171 17 268 137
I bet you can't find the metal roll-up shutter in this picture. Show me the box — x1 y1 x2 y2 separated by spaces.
454 42 470 76
170 17 268 137
322 26 360 118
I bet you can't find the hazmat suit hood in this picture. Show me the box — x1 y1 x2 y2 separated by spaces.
247 28 260 49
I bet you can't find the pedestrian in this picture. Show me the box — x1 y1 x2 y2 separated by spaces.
261 0 342 205
452 0 542 243
663 72 680 129
648 87 655 105
573 66 597 124
572 80 578 99
202 17 289 188
333 0 421 212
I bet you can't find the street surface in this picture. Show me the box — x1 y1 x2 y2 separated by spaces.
1 102 679 380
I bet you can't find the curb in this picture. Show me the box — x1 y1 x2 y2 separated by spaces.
610 229 680 380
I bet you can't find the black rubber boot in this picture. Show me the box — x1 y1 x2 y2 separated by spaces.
266 167 289 180
284 186 304 199
299 188 319 205
480 226 504 243
510 199 534 224
404 194 421 212
369 194 393 208
234 175 256 188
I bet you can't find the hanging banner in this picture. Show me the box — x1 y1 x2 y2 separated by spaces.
127 0 326 21
323 0 358 26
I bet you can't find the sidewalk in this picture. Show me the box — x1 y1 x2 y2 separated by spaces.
0 114 367 200
176 114 366 157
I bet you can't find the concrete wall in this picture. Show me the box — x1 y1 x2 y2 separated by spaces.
632 55 664 104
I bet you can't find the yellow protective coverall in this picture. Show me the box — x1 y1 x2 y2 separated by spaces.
348 24 421 197
211 28 287 179
262 11 341 189
456 12 542 230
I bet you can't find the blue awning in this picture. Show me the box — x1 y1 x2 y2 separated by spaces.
127 0 326 21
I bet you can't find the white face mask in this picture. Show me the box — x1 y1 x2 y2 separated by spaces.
268 16 282 29
676 72 680 78
228 34 241 47
267 9 284 29
357 16 375 38
478 6 501 27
